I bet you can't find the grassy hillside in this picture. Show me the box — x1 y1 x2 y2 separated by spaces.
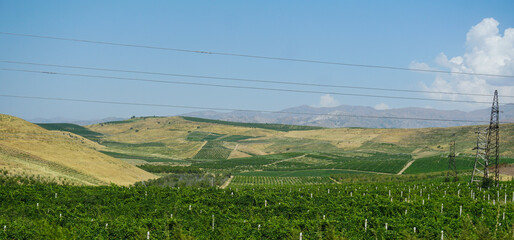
83 116 514 177
4 114 514 185
0 114 156 185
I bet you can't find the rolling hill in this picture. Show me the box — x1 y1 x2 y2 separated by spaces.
0 114 156 185
4 114 513 183
81 116 514 177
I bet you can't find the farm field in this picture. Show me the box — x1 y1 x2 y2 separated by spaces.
1 174 514 239
236 169 372 177
2 114 514 239
229 176 334 186
4 114 514 187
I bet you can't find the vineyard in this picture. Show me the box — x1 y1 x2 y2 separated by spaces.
193 152 411 174
229 176 334 186
1 177 514 239
192 141 232 160
405 155 514 175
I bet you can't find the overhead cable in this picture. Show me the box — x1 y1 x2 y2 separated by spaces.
1 32 513 78
0 68 497 104
1 60 510 98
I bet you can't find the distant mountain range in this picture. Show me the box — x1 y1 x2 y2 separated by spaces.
28 104 514 128
182 104 514 129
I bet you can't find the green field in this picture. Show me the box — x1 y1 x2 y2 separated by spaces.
37 123 103 141
237 169 371 177
193 152 304 169
2 172 513 239
100 151 185 163
229 176 334 185
404 155 514 174
192 141 232 160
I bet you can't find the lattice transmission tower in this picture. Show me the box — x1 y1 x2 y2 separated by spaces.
471 90 500 187
445 141 457 182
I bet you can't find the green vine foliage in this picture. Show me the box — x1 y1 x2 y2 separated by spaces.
1 173 514 239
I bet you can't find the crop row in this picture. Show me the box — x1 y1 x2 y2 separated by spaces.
229 176 334 186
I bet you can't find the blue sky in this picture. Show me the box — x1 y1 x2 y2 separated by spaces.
1 1 513 120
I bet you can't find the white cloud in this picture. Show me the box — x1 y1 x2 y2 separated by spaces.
374 103 390 110
419 18 514 109
318 94 339 107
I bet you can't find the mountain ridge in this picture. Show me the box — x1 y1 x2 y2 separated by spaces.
183 104 514 128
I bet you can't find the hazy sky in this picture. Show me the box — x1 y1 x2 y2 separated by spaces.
1 1 514 120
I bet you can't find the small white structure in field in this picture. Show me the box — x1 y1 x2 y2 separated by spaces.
364 219 367 232
147 231 150 239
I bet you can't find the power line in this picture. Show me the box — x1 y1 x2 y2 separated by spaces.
1 32 513 78
1 60 510 98
0 94 496 123
0 68 496 104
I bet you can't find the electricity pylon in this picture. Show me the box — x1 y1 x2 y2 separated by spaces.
471 90 500 187
445 141 457 182
487 90 500 186
471 128 488 183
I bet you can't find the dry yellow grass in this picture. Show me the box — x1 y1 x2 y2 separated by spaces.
0 114 156 185
87 116 514 162
284 128 383 150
